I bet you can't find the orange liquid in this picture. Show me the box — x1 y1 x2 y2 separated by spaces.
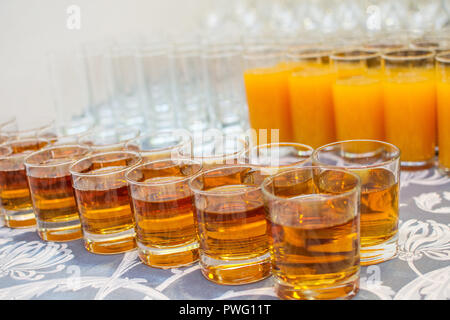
383 70 436 164
333 76 385 141
244 66 293 144
288 66 336 148
437 81 450 171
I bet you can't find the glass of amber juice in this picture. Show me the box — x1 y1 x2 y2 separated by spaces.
24 145 91 241
382 49 436 169
189 165 271 285
70 151 142 254
126 159 202 268
0 138 49 228
262 166 361 300
436 51 450 175
313 140 400 265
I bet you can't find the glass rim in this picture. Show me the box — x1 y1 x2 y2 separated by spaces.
69 150 142 177
244 142 314 168
78 127 141 148
330 48 380 61
286 46 332 60
261 165 361 203
178 136 248 160
188 165 262 196
242 46 285 60
24 144 91 168
312 139 401 169
2 120 55 136
0 145 12 157
125 130 191 154
0 116 16 130
436 50 450 63
381 49 435 61
0 138 50 160
125 158 202 186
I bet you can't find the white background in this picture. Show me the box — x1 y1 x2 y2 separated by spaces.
0 0 210 127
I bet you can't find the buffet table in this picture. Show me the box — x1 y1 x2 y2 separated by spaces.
0 167 448 300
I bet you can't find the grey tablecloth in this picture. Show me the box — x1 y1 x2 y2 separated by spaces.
0 167 448 300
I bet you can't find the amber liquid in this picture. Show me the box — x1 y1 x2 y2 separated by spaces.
74 180 136 254
0 140 48 228
0 168 34 227
358 168 399 262
267 171 360 299
195 185 270 284
321 168 398 264
132 187 198 268
27 173 82 241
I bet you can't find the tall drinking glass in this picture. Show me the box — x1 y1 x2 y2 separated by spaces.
138 42 177 131
243 45 293 144
203 43 247 133
262 166 361 300
436 51 450 175
171 40 211 132
287 47 336 148
330 49 384 141
382 49 436 169
47 48 95 136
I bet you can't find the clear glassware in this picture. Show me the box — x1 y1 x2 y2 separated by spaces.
137 41 178 131
203 42 247 133
47 47 95 136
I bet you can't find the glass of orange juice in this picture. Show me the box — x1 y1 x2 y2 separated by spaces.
330 49 385 142
243 45 293 145
436 51 450 176
286 46 336 148
382 49 436 169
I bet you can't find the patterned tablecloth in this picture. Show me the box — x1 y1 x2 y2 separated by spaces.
0 167 448 300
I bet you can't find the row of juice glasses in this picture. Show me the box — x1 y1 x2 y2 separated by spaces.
243 36 450 175
0 122 401 300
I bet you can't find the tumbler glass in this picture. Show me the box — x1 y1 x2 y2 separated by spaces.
382 49 436 169
189 165 271 285
126 159 202 268
0 138 49 228
25 145 91 241
330 49 385 141
262 166 361 300
436 51 450 175
313 140 400 265
70 151 142 254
